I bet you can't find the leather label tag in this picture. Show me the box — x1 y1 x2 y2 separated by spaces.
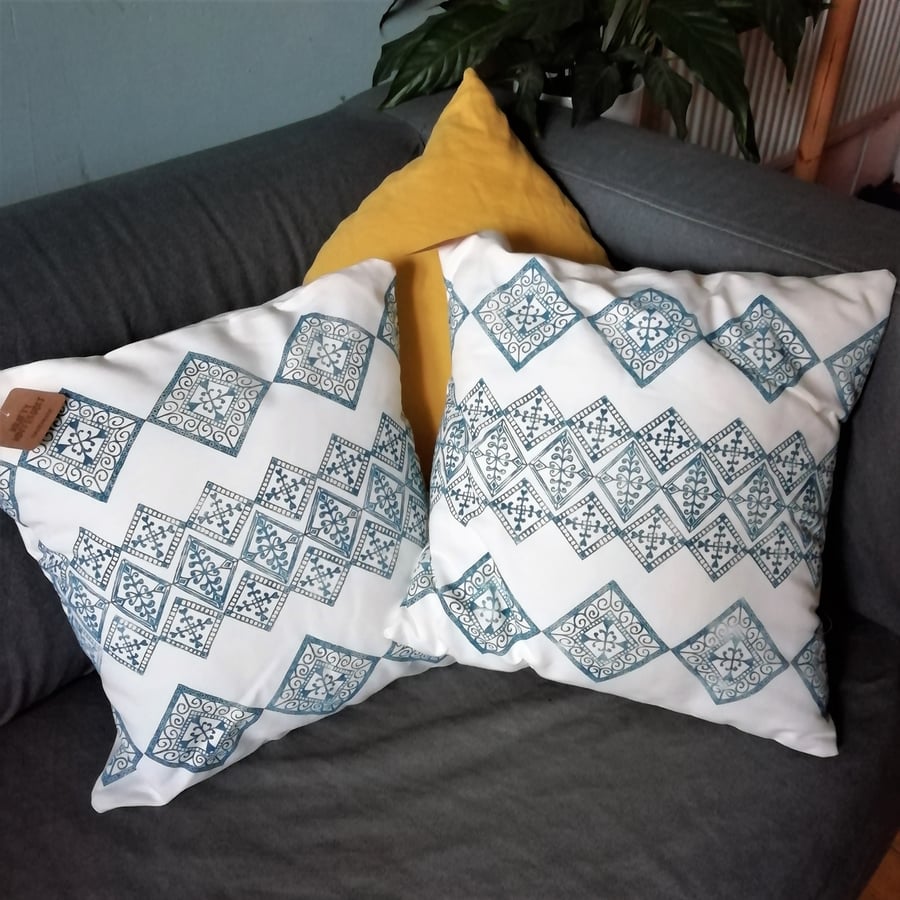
0 389 66 450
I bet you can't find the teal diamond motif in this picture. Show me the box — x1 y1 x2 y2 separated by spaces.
473 259 581 370
707 296 818 403
751 522 803 587
674 599 787 704
598 440 659 521
825 320 886 418
622 504 683 571
531 431 591 509
546 581 667 682
438 554 538 655
590 289 702 386
688 513 746 581
729 464 785 540
663 453 725 531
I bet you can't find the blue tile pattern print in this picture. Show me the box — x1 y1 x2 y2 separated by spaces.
728 464 785 540
663 454 725 531
364 464 406 531
162 597 223 657
704 418 765 485
111 561 169 629
378 279 400 357
371 413 407 473
38 541 72 598
568 396 631 463
546 581 667 682
555 491 617 559
473 258 581 370
225 571 286 629
307 488 361 557
403 547 435 607
384 641 445 664
768 431 815 497
267 636 379 716
751 522 803 587
825 320 887 418
256 457 315 521
598 441 659 521
435 414 468 486
123 505 185 567
507 387 563 450
438 554 538 655
19 391 142 501
446 279 468 350
470 420 526 497
492 478 551 544
149 353 268 456
291 545 350 606
0 461 19 521
65 573 108 641
637 408 698 473
789 474 826 548
71 528 120 588
707 296 818 403
352 520 401 578
100 709 143 785
674 599 787 704
792 625 829 714
688 513 746 580
148 685 262 772
621 505 682 571
241 512 303 583
276 313 375 410
531 431 591 508
459 379 500 437
104 614 158 673
318 435 371 494
189 483 253 544
444 469 487 525
403 491 428 548
590 289 702 386
174 537 237 607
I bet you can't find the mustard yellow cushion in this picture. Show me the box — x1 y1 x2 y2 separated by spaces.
305 69 608 477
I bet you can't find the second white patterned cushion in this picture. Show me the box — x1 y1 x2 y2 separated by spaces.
387 232 895 756
0 260 440 811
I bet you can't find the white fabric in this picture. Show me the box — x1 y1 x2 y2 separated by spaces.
388 232 896 757
0 260 438 810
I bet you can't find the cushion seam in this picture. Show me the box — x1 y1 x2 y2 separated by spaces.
552 164 900 285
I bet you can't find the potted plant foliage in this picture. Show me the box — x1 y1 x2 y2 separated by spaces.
374 0 829 161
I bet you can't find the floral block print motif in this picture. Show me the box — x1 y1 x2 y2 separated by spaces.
0 257 436 810
387 232 894 758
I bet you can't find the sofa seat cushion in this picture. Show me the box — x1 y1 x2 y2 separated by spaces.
1 615 897 900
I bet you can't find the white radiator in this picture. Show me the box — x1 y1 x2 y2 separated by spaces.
666 0 900 164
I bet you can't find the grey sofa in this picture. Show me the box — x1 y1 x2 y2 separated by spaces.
1 86 898 900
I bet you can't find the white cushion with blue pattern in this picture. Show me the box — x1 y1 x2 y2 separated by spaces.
0 259 440 810
387 232 895 756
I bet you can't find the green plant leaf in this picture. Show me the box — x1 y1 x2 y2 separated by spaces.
379 0 424 31
572 50 623 124
381 5 509 107
513 57 546 136
647 0 759 160
503 0 589 40
751 0 808 80
642 54 693 138
374 27 426 86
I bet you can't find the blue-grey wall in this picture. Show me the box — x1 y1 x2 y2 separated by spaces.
0 0 421 207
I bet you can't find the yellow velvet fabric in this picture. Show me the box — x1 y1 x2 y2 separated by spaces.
305 69 608 476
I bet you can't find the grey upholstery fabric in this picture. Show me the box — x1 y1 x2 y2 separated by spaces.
0 103 423 723
0 616 898 900
369 87 900 638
